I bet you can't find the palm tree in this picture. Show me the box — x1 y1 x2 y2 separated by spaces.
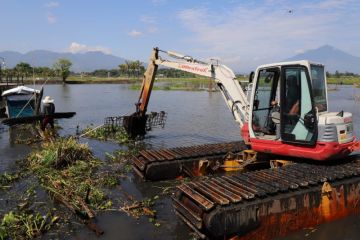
125 60 133 77
132 60 144 79
15 62 32 83
1 68 10 82
119 64 128 77
5 68 14 82
40 67 53 79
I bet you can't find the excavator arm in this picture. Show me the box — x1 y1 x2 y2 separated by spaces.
126 47 250 137
136 48 159 116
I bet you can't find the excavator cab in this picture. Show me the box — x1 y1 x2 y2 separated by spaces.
249 61 356 160
251 62 318 145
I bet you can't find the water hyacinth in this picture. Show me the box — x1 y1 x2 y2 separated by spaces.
28 137 92 169
0 211 58 240
0 172 20 190
26 137 111 221
81 125 129 144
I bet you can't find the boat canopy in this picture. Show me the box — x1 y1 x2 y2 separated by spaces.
1 86 40 97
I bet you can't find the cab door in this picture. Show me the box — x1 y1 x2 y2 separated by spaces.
251 68 280 136
280 66 317 145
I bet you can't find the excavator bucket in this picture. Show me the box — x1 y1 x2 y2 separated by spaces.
123 111 167 137
104 111 167 138
123 113 148 137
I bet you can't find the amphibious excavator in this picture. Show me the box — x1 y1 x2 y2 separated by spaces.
125 48 360 239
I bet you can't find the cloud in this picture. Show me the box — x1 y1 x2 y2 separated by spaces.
140 15 158 34
176 0 360 70
128 30 143 37
67 42 112 54
47 13 57 24
147 26 158 33
152 0 166 5
45 1 59 8
140 15 156 24
45 2 59 24
303 0 351 10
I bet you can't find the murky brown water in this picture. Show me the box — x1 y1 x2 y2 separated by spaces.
1 84 360 239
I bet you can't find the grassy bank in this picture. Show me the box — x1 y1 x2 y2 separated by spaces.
21 76 141 85
327 76 360 85
16 75 360 86
19 76 211 85
129 82 209 91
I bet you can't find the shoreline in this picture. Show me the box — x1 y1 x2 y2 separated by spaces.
17 77 212 85
1 76 358 85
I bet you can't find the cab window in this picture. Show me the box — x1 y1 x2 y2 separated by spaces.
252 68 280 136
310 65 327 112
281 66 316 145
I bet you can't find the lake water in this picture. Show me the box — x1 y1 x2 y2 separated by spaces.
1 84 360 239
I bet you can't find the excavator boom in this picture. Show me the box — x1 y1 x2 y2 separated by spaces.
126 47 250 137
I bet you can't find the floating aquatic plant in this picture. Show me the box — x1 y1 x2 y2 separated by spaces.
26 136 112 237
81 124 129 144
0 210 59 240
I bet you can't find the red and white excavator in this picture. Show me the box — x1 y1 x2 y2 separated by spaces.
126 47 358 162
124 47 360 239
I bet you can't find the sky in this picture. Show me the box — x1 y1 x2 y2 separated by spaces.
0 0 359 71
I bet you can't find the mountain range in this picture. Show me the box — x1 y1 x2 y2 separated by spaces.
0 50 126 72
0 45 359 73
286 45 360 74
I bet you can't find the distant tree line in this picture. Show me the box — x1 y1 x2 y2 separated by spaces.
156 68 197 78
326 71 359 78
0 58 203 83
87 61 197 78
0 58 72 84
118 60 145 78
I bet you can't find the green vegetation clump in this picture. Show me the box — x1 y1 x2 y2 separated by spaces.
82 125 129 144
0 211 58 240
29 137 92 169
0 172 20 190
27 137 111 211
121 195 161 227
0 184 59 240
1 128 158 238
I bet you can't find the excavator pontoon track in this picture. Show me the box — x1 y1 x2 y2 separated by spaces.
173 158 360 239
132 141 246 181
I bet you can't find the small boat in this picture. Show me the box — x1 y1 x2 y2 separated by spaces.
1 86 43 118
1 86 76 127
0 83 18 117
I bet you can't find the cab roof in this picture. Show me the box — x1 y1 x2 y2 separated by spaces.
256 60 324 69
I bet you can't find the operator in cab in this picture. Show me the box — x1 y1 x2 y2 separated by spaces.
286 75 300 115
41 96 55 131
